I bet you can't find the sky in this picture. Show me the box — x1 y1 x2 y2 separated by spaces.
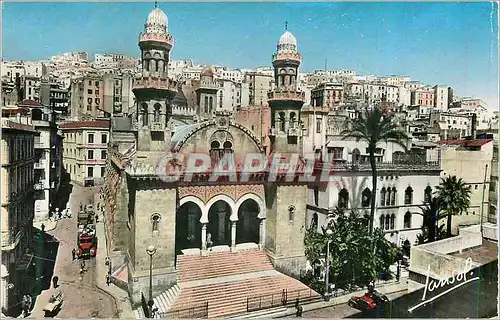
2 1 499 109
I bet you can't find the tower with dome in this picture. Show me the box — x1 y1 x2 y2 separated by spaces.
268 25 305 154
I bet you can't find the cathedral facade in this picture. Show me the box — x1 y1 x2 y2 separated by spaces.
102 7 310 305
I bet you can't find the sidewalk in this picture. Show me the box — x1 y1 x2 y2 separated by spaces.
251 280 409 318
33 219 58 231
95 221 134 319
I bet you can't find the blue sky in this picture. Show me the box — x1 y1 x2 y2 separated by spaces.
3 2 499 108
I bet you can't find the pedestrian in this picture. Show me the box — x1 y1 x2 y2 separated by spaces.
79 202 83 211
206 232 213 251
106 274 111 286
72 248 76 260
295 298 303 317
81 260 86 269
52 275 59 288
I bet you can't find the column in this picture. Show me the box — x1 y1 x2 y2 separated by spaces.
201 224 207 251
217 212 225 243
231 221 237 252
259 219 266 249
187 213 196 243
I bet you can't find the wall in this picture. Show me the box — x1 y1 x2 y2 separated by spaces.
440 142 493 233
128 186 177 305
265 184 308 277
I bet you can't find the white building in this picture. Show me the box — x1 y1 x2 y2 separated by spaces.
433 85 449 111
439 139 494 233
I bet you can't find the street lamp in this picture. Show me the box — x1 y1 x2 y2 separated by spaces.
324 213 334 301
146 245 157 318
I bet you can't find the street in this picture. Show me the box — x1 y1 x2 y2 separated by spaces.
302 290 409 318
29 183 118 318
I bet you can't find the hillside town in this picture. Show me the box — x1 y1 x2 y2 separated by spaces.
1 4 498 320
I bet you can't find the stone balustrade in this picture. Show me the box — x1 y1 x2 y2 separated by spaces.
139 32 174 47
272 52 302 63
133 76 178 91
267 90 305 102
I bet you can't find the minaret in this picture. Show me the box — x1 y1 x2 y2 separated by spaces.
195 67 219 121
133 5 177 151
268 25 305 154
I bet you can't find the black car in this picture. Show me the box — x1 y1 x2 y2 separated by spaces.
369 290 389 304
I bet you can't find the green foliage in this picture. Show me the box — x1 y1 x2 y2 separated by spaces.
303 207 398 290
436 176 472 236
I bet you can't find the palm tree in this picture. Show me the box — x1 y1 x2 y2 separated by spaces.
416 197 441 243
341 107 409 234
435 176 472 237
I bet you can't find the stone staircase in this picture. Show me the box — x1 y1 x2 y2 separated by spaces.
169 249 320 318
132 284 180 319
132 249 320 319
177 249 274 282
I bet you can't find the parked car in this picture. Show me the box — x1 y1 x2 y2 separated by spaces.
369 291 389 304
348 294 377 310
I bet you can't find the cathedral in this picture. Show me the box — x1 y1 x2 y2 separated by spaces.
102 6 314 307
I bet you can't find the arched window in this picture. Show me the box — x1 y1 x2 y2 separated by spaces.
204 96 209 113
153 103 161 122
385 215 390 230
149 60 156 73
380 188 386 206
151 213 161 232
289 112 296 129
386 188 392 206
311 213 318 230
289 205 296 222
210 141 221 162
391 187 397 205
405 187 413 205
223 141 233 154
404 211 411 228
338 189 349 209
279 112 286 132
361 188 371 208
390 214 395 230
141 103 148 126
380 215 385 230
424 186 432 203
352 148 361 163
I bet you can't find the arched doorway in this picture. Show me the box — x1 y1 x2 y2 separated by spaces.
236 199 260 244
176 202 202 254
208 200 232 246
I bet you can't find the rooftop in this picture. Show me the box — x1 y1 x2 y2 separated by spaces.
451 240 498 265
60 120 110 129
438 139 492 147
18 99 42 107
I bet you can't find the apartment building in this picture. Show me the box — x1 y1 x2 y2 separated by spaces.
439 139 494 234
1 117 37 315
310 82 344 109
69 76 104 120
60 121 109 186
102 73 134 115
411 88 435 108
244 72 274 107
433 85 450 111
429 111 473 139
39 80 69 115
23 76 40 102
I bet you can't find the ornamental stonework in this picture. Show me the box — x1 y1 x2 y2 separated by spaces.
178 184 265 204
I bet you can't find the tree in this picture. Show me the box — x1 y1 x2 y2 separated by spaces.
435 176 472 237
303 207 398 290
416 196 441 243
341 107 409 234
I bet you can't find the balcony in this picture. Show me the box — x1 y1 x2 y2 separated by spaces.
269 128 276 137
150 122 164 132
313 160 440 172
1 231 21 251
198 81 219 90
288 128 300 137
76 142 107 149
133 76 178 92
139 31 174 47
267 90 305 102
34 159 47 170
272 52 302 63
